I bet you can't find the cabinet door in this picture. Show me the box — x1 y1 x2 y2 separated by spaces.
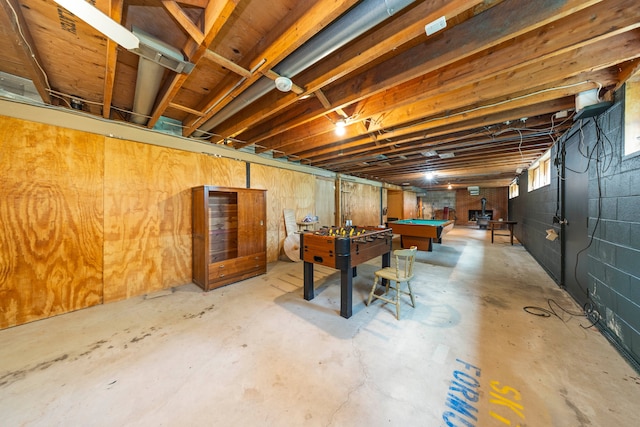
192 186 208 287
238 190 266 256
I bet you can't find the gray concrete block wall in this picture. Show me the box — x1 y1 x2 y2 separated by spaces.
511 87 640 365
586 92 640 364
509 153 562 283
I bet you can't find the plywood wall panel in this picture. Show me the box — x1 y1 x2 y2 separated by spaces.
249 164 315 262
0 116 103 328
403 190 417 219
103 139 246 302
315 177 335 227
387 190 403 219
341 181 381 226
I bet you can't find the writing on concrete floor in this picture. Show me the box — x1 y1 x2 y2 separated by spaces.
441 358 526 427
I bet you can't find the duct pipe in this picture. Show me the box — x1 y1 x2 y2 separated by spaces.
195 0 416 135
130 27 192 125
131 57 165 125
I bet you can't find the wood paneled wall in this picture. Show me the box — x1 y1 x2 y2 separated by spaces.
456 187 509 225
315 177 335 227
0 115 384 328
249 163 316 261
0 117 104 328
386 189 417 220
340 181 382 227
403 190 418 219
102 138 246 302
387 190 403 219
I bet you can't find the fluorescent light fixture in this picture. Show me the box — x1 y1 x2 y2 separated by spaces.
54 0 139 50
438 152 455 159
421 150 438 157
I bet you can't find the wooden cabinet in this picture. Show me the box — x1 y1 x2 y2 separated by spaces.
192 186 267 291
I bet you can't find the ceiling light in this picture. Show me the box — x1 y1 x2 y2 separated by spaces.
335 119 346 136
275 76 293 92
447 183 452 190
421 150 438 157
54 0 139 50
425 172 435 180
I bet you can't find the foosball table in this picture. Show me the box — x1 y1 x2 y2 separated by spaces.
300 226 393 318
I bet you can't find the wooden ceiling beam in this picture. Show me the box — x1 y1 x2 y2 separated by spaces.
181 0 359 136
204 49 252 78
342 142 553 175
285 55 617 161
0 0 51 104
213 0 487 144
102 0 125 118
326 140 552 175
615 58 640 88
162 0 204 44
272 66 592 160
368 32 638 133
228 0 607 146
304 97 577 165
244 0 632 149
146 0 239 129
169 102 205 116
329 134 560 172
174 0 208 6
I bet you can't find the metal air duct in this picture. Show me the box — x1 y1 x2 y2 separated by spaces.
131 27 194 125
195 0 416 135
131 58 165 125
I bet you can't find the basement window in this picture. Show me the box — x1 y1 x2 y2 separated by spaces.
528 150 551 192
509 178 519 199
624 81 640 156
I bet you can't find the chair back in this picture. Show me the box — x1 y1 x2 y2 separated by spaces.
393 246 417 280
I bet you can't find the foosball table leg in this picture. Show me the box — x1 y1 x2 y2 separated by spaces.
303 261 314 300
340 267 353 318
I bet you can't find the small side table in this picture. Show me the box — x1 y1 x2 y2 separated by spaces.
490 221 517 245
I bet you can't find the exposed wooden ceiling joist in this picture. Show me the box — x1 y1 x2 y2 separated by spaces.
0 0 638 189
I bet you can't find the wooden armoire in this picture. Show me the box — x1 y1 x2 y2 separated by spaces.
192 185 267 290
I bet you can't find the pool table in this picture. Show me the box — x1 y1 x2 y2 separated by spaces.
389 219 454 251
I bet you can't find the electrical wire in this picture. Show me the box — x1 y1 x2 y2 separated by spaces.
569 116 615 295
3 0 51 91
526 108 619 331
2 0 244 146
523 298 599 329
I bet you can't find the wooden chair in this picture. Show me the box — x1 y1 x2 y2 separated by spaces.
366 246 418 319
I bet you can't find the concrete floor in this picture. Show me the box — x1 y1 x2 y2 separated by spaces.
1 227 639 426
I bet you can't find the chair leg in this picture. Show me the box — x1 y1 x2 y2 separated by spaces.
395 281 401 320
367 276 379 306
407 280 415 307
